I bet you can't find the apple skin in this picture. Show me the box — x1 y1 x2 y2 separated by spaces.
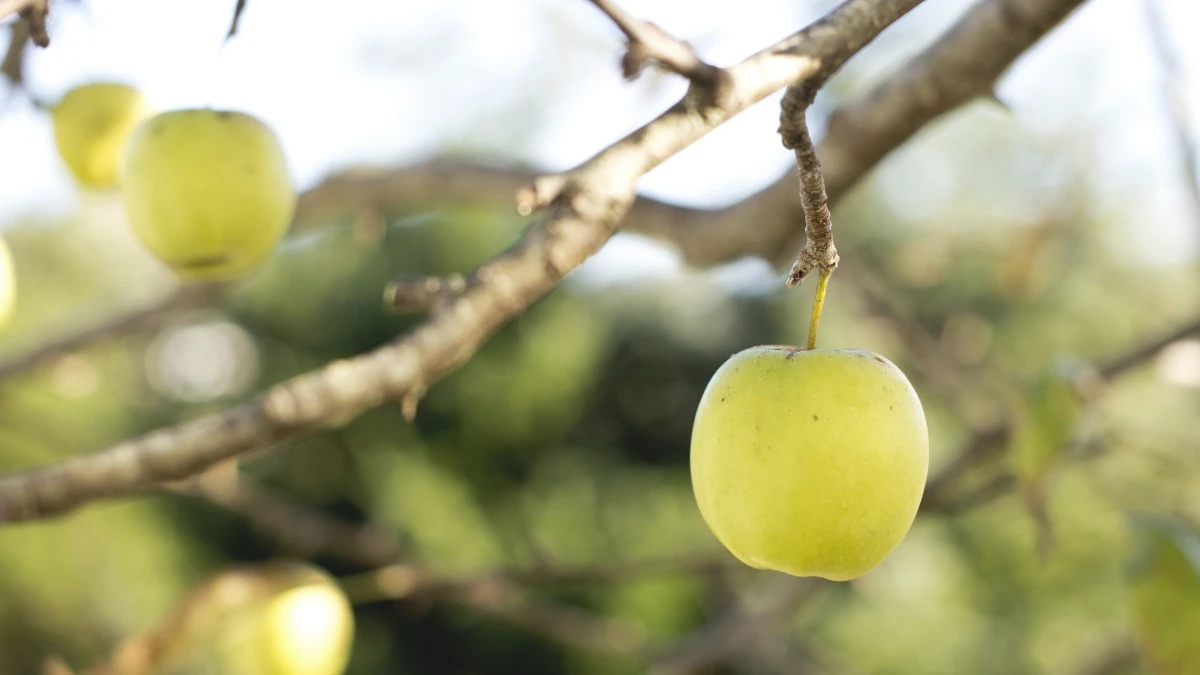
152 562 355 675
51 82 149 189
121 108 296 281
690 346 929 581
0 237 14 331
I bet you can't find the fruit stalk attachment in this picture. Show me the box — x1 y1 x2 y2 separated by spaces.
779 86 839 349
807 268 831 351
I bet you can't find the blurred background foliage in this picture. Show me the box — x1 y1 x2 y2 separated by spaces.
4 0 1200 674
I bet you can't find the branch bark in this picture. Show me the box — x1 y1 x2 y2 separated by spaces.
585 0 722 84
779 93 839 286
0 0 49 47
0 0 926 523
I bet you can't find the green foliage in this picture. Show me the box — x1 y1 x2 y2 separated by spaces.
1128 517 1200 675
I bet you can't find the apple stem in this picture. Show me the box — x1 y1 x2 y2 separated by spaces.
806 268 832 350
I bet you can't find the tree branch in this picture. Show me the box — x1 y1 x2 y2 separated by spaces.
0 0 49 47
0 0 926 523
0 285 222 382
779 92 839 286
224 0 247 40
169 464 403 568
1 20 29 86
584 0 721 84
647 576 822 675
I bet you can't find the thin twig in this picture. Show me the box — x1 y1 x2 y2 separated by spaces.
1098 313 1200 379
584 0 721 84
779 94 839 287
0 285 221 381
647 576 822 675
1143 0 1200 229
0 0 926 524
224 0 246 40
170 466 402 568
345 554 731 603
448 582 649 657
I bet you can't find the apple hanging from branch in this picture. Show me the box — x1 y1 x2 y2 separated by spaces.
121 108 296 281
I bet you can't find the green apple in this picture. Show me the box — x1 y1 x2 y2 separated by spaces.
690 346 929 581
151 561 355 675
51 82 149 189
0 236 14 331
121 108 296 281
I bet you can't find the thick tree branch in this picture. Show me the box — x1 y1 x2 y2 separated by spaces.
0 0 925 523
584 0 721 84
384 273 468 313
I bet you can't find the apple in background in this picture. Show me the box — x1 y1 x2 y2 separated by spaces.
130 561 356 675
690 346 929 582
121 108 296 281
51 82 149 189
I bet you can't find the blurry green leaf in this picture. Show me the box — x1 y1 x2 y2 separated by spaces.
1007 355 1094 555
1127 515 1200 674
1009 357 1089 487
358 444 506 573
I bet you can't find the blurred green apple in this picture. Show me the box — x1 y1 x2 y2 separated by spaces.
51 82 149 189
690 346 929 581
149 561 355 675
121 108 296 281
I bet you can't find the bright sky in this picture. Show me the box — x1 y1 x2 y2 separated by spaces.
2 0 1199 285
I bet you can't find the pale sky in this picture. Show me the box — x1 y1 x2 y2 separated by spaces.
2 0 1199 286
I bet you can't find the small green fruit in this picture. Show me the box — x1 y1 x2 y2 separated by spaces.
51 82 149 189
690 346 929 581
154 561 356 675
121 108 296 281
